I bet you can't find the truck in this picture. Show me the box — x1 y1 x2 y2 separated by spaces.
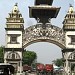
36 63 45 72
45 64 53 72
45 64 53 75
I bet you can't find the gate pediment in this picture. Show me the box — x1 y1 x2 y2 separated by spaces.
23 24 65 49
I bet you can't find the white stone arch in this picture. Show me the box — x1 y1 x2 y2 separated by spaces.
23 24 66 49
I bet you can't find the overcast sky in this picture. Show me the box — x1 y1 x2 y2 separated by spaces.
0 0 74 64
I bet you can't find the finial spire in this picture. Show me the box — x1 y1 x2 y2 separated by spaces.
69 4 72 7
15 3 18 6
12 3 19 14
68 4 74 14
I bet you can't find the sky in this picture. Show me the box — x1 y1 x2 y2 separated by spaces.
0 0 74 64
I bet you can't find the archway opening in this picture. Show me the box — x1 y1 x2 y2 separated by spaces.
25 42 62 64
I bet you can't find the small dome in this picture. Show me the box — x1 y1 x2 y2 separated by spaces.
68 4 74 14
12 3 19 14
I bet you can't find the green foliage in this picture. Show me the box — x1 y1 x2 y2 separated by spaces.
52 58 63 67
0 46 4 63
23 50 37 66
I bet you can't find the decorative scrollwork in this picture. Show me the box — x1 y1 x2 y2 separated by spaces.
68 51 75 60
23 24 65 49
7 51 20 59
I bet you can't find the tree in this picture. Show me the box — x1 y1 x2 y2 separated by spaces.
52 58 63 67
0 46 4 63
23 50 37 66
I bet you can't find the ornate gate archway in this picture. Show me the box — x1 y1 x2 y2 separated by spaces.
4 0 75 75
23 24 65 49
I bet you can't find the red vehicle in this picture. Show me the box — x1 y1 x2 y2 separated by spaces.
23 65 31 72
36 63 45 72
45 64 53 72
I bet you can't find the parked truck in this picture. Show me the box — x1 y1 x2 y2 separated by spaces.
45 64 53 75
36 63 54 75
37 63 44 72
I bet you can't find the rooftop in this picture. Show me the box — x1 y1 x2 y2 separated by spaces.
35 0 53 5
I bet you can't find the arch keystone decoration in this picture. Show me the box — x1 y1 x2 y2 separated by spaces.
23 24 65 49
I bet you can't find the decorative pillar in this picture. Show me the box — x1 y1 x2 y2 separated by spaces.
4 3 24 75
63 5 75 75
